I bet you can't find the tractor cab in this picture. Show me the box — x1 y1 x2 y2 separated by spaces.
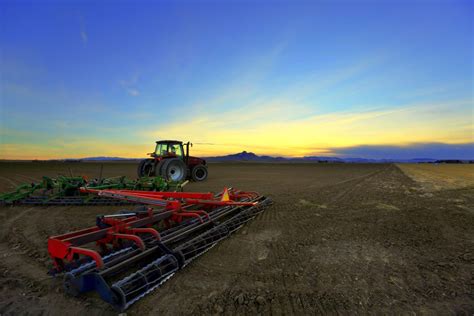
151 140 184 160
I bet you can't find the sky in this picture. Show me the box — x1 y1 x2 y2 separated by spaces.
0 0 473 160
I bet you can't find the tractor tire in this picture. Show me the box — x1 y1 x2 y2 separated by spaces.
191 164 208 181
154 160 166 177
161 158 187 182
137 159 154 178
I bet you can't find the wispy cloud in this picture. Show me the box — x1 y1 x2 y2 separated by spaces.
119 74 140 96
79 15 88 44
127 88 140 96
80 31 88 44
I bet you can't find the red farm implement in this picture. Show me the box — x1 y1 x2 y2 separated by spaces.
47 187 271 311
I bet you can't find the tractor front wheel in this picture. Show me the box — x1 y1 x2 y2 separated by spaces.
191 165 208 181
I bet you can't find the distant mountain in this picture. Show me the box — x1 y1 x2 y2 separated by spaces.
302 156 344 162
206 151 346 162
204 151 443 163
81 157 141 161
205 151 287 162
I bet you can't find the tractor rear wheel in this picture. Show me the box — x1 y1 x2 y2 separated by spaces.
161 158 186 182
154 160 166 177
191 165 208 181
137 159 154 178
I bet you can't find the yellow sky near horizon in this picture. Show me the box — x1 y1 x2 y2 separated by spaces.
1 99 472 160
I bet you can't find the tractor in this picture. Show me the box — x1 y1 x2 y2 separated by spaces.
137 140 208 182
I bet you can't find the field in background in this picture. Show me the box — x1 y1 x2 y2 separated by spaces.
0 162 473 315
398 163 474 191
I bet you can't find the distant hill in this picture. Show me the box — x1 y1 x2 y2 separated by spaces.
302 156 345 162
206 151 348 163
204 151 443 163
205 151 287 162
82 157 141 161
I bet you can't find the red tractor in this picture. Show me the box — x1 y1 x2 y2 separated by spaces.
137 140 208 182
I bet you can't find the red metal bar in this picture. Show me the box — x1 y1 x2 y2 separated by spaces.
171 211 204 223
129 227 161 241
69 247 104 269
116 190 215 200
50 226 100 242
110 233 145 250
183 199 256 206
86 189 256 208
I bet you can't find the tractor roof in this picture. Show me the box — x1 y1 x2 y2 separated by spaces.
156 140 183 145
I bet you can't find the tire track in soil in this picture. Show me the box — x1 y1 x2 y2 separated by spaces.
0 205 118 316
0 207 57 315
14 173 41 184
6 208 53 261
0 207 35 240
0 176 20 190
325 165 391 205
1 207 51 277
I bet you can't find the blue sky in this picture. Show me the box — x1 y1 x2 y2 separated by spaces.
0 0 473 159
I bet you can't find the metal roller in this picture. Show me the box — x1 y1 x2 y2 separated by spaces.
111 254 180 310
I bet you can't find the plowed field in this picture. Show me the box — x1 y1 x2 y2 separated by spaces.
0 162 473 315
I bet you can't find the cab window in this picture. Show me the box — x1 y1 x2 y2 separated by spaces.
155 144 168 156
170 144 183 157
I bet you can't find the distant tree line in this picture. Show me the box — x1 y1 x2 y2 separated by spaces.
431 160 474 164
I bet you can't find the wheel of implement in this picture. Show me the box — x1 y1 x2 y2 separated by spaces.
137 159 154 177
191 164 208 181
63 273 81 297
161 158 187 182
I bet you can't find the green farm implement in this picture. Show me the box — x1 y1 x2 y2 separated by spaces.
0 176 186 206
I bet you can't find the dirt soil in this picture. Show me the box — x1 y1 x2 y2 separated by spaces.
0 162 473 315
398 163 474 192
